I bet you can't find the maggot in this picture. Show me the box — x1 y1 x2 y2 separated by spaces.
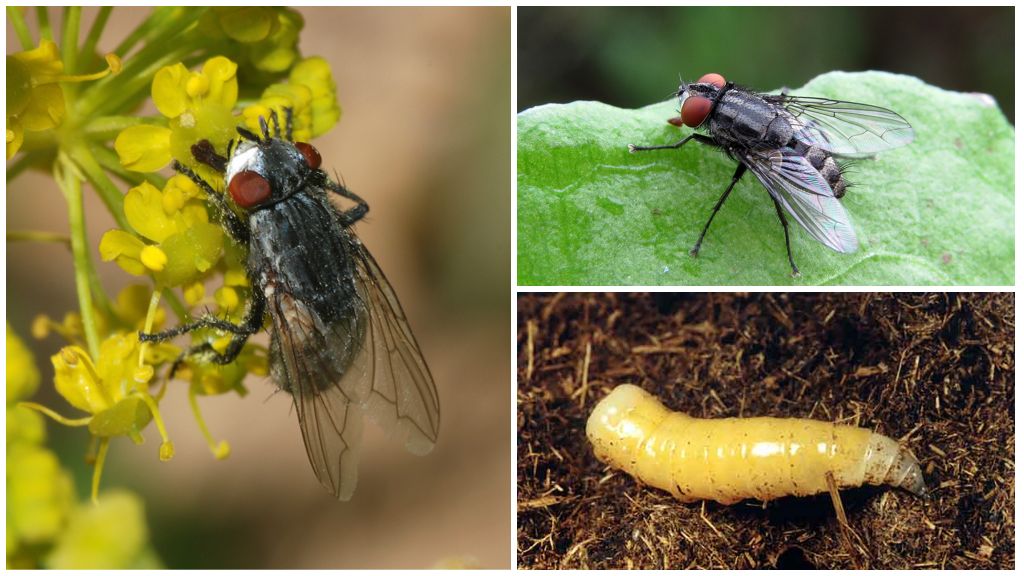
586 384 925 504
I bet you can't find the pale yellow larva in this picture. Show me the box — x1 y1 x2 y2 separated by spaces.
586 384 925 504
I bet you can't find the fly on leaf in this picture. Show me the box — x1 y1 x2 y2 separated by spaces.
630 73 914 276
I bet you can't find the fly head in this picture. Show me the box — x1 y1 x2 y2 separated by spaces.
224 127 323 210
677 73 727 128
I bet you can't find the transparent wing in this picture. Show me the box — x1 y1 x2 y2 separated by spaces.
741 147 859 253
345 238 441 457
269 238 439 501
779 96 914 156
270 291 365 500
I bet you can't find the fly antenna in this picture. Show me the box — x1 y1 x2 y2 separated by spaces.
258 116 271 140
269 109 281 138
284 107 294 141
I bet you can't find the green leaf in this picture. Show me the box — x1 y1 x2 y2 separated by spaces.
517 71 1014 285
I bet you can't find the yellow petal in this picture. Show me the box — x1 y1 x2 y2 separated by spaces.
151 62 190 118
18 83 65 131
11 40 63 79
124 182 177 242
201 56 238 110
214 286 239 312
217 7 278 43
115 125 172 172
98 230 147 276
52 346 109 414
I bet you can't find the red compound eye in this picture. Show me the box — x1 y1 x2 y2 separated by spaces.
681 96 713 128
228 170 271 208
294 142 321 169
697 72 726 89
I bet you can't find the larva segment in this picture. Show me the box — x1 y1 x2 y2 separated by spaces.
586 385 925 504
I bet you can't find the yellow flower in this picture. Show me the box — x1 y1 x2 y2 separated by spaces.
99 178 224 287
115 56 240 175
6 40 120 158
199 8 304 73
242 56 341 142
7 443 75 547
45 491 159 569
7 41 65 158
41 333 175 440
8 323 40 404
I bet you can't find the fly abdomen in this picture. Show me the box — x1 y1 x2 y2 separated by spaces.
788 140 848 199
819 155 848 198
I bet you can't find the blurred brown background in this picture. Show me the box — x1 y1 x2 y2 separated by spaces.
7 7 511 569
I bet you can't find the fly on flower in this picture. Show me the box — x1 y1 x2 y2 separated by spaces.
629 73 914 276
140 109 440 500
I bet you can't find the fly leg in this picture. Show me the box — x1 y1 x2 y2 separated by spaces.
629 133 717 153
769 195 801 277
325 180 369 226
141 288 267 372
173 161 250 244
690 163 746 258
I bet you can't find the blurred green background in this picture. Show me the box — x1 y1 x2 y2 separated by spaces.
518 6 1014 121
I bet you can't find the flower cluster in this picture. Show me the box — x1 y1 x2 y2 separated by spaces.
7 326 160 569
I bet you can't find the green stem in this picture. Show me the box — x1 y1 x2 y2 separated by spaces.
138 289 162 367
136 392 174 461
80 7 112 69
84 115 166 140
35 7 52 42
90 43 198 118
7 7 34 49
78 41 195 119
61 7 82 76
57 156 101 359
189 386 230 459
7 230 71 245
81 9 205 117
111 6 178 58
85 259 118 330
19 402 92 426
67 143 130 232
91 438 110 504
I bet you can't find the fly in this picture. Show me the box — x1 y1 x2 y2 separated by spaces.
629 73 914 276
140 109 440 500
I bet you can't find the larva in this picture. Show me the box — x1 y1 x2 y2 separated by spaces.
586 385 925 504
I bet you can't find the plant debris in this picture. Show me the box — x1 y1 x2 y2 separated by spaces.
517 293 1014 569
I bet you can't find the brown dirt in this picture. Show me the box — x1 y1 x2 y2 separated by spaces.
517 293 1014 569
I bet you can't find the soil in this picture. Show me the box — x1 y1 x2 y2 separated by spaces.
517 293 1014 569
